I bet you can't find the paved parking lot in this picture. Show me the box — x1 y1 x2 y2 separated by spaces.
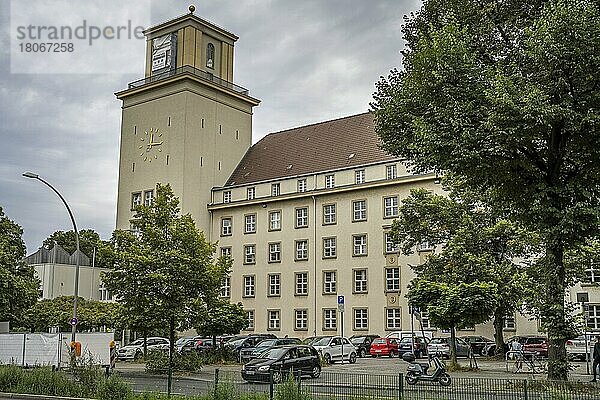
115 355 596 382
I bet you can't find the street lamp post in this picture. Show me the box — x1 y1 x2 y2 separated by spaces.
22 172 80 346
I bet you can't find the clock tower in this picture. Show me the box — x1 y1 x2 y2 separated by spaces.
115 7 260 234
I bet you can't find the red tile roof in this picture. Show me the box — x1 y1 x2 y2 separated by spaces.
226 112 397 186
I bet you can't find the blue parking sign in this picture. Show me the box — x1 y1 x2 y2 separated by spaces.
337 295 344 304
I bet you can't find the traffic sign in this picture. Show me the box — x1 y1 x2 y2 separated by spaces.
337 295 345 305
338 304 345 312
70 318 78 326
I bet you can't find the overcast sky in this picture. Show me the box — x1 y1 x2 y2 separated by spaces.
0 0 421 253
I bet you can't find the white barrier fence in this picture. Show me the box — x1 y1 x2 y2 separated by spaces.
0 332 113 367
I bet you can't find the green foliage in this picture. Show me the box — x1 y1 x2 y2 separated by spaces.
373 0 600 380
103 183 230 393
43 229 114 268
395 188 532 358
20 295 121 332
0 207 40 325
195 300 249 338
274 374 310 400
145 350 203 374
96 373 133 400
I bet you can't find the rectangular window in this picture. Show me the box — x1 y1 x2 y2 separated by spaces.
269 211 281 231
585 264 600 283
323 204 336 225
271 183 280 197
420 310 435 330
131 192 142 209
386 164 397 180
353 234 368 256
384 196 399 218
144 190 154 206
354 308 368 330
386 308 402 330
323 237 337 258
323 309 337 330
130 223 141 238
385 267 400 292
268 274 281 297
355 169 365 184
243 275 255 297
295 309 308 331
220 276 231 298
247 187 256 200
295 272 308 296
221 218 232 236
246 310 255 330
297 179 307 193
244 245 256 264
385 232 399 253
244 214 256 233
325 174 335 189
295 240 308 261
352 200 367 221
354 269 368 293
587 305 600 330
220 247 232 257
223 190 231 203
503 314 516 331
268 310 281 330
323 271 337 294
296 207 309 228
419 241 432 251
269 242 281 263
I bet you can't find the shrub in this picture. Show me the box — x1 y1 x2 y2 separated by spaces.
0 365 23 392
200 347 237 364
274 374 310 400
96 373 133 400
145 350 203 374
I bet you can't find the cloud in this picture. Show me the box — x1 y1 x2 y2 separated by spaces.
0 0 420 252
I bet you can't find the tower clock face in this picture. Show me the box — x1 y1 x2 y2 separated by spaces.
139 127 164 163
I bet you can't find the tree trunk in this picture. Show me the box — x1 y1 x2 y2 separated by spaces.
449 325 458 366
168 315 175 396
493 313 506 358
545 242 568 381
143 330 148 358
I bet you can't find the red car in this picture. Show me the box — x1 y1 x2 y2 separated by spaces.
370 337 399 357
523 337 548 357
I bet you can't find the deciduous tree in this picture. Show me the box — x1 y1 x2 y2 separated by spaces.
102 184 229 395
373 0 600 379
0 207 39 326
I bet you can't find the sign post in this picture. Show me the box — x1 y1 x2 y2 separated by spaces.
338 295 345 365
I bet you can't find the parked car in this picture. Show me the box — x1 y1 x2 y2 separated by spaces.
350 335 380 358
224 334 278 361
459 336 493 356
311 336 357 364
397 337 429 358
385 331 433 340
240 337 301 362
369 337 399 357
566 334 599 361
427 337 470 358
522 336 548 358
241 345 321 383
302 336 326 346
176 337 196 354
117 337 170 360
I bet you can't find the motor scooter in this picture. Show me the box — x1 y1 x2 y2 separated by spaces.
402 352 451 386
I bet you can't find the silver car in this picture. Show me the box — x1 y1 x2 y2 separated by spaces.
311 336 357 364
117 337 170 360
566 334 599 361
427 337 470 358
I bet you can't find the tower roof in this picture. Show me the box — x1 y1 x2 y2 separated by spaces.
226 112 397 186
